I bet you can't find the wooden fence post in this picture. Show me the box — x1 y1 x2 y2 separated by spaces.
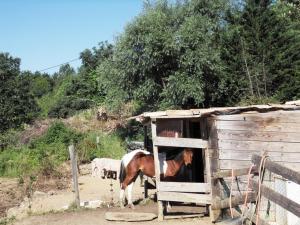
69 144 80 208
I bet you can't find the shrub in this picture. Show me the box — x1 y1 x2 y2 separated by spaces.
48 96 94 118
77 132 126 163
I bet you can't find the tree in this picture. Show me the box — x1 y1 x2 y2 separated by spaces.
21 71 54 98
96 0 227 112
221 0 300 103
0 53 40 133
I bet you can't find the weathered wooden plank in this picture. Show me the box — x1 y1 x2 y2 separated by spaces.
158 182 210 193
205 118 222 222
219 160 300 171
211 192 256 210
216 120 300 132
158 192 211 204
153 137 208 148
252 154 300 185
151 120 164 221
68 145 80 208
214 111 300 123
163 214 204 220
218 140 300 152
220 150 300 163
250 179 300 218
217 130 300 143
213 167 257 179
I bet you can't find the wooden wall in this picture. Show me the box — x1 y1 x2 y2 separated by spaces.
210 110 300 222
214 110 300 171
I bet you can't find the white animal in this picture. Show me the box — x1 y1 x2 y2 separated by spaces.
91 158 121 179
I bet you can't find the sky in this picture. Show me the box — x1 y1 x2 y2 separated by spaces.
0 0 144 74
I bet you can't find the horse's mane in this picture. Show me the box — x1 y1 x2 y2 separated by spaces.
173 150 184 162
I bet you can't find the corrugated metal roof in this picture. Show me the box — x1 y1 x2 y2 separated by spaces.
130 103 300 122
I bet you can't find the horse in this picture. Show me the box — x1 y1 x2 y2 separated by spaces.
119 148 194 208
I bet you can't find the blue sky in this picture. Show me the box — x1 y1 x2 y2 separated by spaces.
0 0 143 73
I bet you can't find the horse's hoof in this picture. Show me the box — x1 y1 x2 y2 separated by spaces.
120 203 125 209
128 203 135 209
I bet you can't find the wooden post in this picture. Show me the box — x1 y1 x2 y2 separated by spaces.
96 136 100 148
151 119 164 221
69 144 80 208
203 118 221 222
211 192 256 210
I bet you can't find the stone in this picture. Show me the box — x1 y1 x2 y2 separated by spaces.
105 212 157 222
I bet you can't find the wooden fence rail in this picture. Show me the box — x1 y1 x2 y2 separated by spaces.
252 154 300 185
251 154 300 219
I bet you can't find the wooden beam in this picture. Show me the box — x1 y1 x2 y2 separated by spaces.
158 182 210 193
211 192 256 210
218 129 300 143
213 167 257 179
252 154 300 185
153 137 208 148
250 179 300 218
151 120 164 221
158 192 211 204
205 118 222 222
163 214 204 220
218 139 300 153
68 145 80 208
220 150 300 163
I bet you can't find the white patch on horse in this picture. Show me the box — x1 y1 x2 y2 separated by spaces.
122 149 150 167
159 152 167 175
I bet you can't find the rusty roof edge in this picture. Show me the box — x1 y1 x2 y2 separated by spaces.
128 104 300 123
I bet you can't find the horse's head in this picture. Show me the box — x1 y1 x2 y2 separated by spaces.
183 148 193 166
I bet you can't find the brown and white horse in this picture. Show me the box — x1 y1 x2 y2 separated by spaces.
119 148 194 208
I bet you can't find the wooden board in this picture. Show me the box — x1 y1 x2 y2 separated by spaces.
218 140 300 152
153 137 208 148
158 182 210 193
216 120 300 132
219 150 300 163
217 130 300 143
158 191 211 204
215 111 300 123
219 160 300 170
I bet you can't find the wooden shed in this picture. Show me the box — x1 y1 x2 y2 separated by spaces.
133 103 300 223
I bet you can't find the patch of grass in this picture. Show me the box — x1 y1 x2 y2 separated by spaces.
0 216 15 225
0 122 83 177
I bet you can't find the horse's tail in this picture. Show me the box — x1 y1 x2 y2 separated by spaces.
119 160 126 183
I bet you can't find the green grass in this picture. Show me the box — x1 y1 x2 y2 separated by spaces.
0 121 126 178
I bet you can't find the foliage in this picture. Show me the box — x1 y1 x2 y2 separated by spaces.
0 129 21 150
77 131 126 163
0 53 40 133
21 71 54 98
38 74 73 117
48 96 94 118
221 0 300 104
0 122 82 177
95 0 227 112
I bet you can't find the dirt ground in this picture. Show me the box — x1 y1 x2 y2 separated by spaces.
1 164 214 225
0 178 24 217
13 203 213 225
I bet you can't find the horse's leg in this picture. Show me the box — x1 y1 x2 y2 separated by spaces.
119 175 135 208
127 182 135 209
119 186 126 208
166 201 172 212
